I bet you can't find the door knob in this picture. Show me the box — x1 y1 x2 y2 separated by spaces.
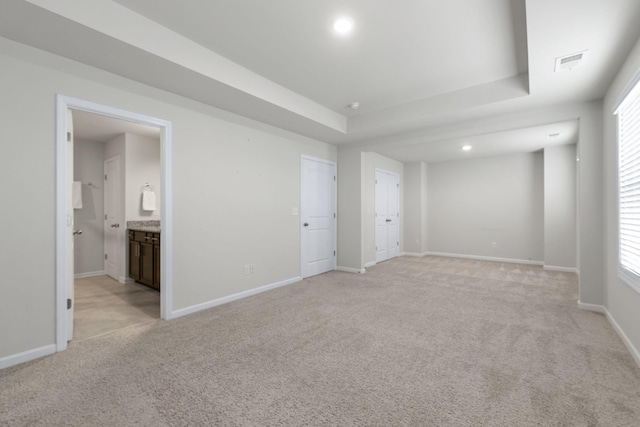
110 224 119 228
303 223 309 227
73 230 83 235
386 219 392 222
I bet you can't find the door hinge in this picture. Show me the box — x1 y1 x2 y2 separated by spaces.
105 174 108 181
334 176 336 181
397 183 399 188
105 254 108 260
105 214 108 220
334 250 336 256
67 298 72 309
334 213 336 219
375 179 378 184
66 132 71 142
397 241 399 246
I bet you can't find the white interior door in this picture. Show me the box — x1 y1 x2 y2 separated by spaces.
387 173 400 259
375 170 389 263
104 156 121 281
375 169 400 263
66 109 74 340
301 156 336 278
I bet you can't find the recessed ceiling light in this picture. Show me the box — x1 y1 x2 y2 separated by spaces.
347 102 360 110
333 17 354 34
548 132 561 138
462 145 472 151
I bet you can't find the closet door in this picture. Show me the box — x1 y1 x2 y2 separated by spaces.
375 169 400 263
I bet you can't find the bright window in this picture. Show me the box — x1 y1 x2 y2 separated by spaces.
617 75 640 293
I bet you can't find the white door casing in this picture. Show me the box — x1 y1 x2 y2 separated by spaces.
66 109 74 340
104 156 121 281
301 156 337 278
56 95 174 353
375 169 400 263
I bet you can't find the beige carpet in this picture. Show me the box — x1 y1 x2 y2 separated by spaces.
1 256 639 426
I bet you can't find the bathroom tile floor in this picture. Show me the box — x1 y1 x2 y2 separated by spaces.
73 275 160 341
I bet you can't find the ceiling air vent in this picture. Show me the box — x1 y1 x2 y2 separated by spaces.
555 50 589 72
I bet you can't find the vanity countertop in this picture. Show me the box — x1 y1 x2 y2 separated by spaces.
127 220 160 233
128 226 161 233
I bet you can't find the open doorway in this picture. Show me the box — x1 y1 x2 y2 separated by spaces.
55 95 173 352
72 109 161 340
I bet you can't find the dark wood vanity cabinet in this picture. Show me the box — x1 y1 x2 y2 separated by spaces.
128 230 160 290
129 237 141 280
153 244 161 289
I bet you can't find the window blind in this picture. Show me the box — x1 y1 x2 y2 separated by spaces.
618 77 640 293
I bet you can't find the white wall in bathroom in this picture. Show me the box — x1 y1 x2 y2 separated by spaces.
73 139 105 277
125 133 161 221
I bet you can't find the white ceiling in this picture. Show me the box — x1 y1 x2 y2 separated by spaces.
375 120 579 163
113 0 528 116
2 0 640 162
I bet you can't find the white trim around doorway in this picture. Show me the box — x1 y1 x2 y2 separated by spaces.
55 95 174 353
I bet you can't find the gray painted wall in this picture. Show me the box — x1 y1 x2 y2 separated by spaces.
336 149 363 271
0 38 335 361
543 144 577 270
427 152 544 262
576 103 605 305
404 162 428 255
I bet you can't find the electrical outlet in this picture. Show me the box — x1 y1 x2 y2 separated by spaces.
250 264 255 274
243 264 250 275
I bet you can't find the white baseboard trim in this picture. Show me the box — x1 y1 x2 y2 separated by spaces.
577 300 607 314
402 252 429 258
171 276 302 320
74 270 106 279
0 344 56 370
337 266 366 274
606 309 640 369
364 261 376 269
544 265 578 274
578 300 640 368
426 252 544 266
